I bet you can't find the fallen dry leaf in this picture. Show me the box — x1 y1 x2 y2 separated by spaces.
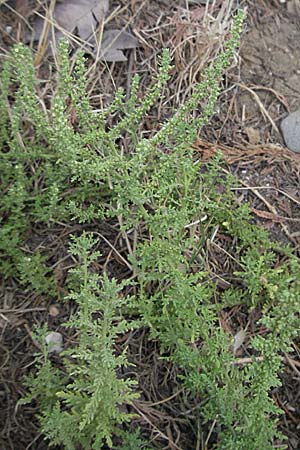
100 29 139 62
31 0 109 43
29 0 139 61
244 126 260 145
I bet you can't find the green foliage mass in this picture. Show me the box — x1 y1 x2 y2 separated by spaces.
2 9 300 449
20 233 140 449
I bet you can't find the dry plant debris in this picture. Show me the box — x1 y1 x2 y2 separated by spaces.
26 0 139 61
30 0 109 43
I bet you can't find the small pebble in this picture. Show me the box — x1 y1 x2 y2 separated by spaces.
232 329 246 355
49 305 60 317
281 110 300 153
45 332 63 354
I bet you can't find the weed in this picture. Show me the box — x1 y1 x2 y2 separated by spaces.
20 233 139 449
3 9 300 449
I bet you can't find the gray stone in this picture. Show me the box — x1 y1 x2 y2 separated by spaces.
281 110 300 153
45 332 63 354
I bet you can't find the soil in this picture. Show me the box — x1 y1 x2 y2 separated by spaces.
0 1 300 449
239 0 300 143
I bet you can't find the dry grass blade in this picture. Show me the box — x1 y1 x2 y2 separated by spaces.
236 82 280 135
132 402 184 450
167 0 239 105
251 208 300 223
232 186 300 207
34 0 57 66
94 231 133 271
247 84 290 112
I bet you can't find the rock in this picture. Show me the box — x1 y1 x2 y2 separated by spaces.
45 332 63 354
281 110 300 152
49 305 60 317
232 329 246 355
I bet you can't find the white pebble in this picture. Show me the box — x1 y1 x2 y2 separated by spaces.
45 332 63 354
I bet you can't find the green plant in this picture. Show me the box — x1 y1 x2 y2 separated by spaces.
17 251 57 296
117 428 151 450
131 151 300 450
20 233 139 449
4 8 300 450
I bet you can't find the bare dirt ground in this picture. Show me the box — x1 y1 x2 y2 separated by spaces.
0 0 300 449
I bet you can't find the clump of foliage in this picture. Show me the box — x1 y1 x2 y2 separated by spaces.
20 233 139 449
2 9 300 449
